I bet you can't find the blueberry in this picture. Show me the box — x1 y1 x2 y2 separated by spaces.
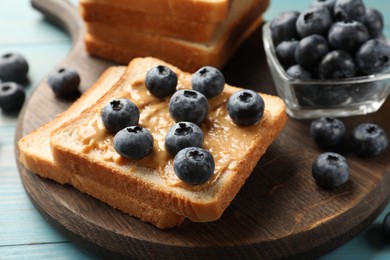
334 0 366 22
310 0 336 14
101 98 140 133
173 147 214 185
227 89 264 126
383 212 390 238
362 8 384 38
312 152 349 188
355 39 390 75
286 64 313 80
169 89 208 125
310 117 346 148
0 52 29 83
318 50 356 79
165 122 204 155
114 126 154 160
270 11 300 45
276 40 299 68
350 123 388 157
328 21 369 54
0 82 25 113
145 65 177 98
191 66 225 99
296 6 332 38
48 67 80 97
295 34 330 70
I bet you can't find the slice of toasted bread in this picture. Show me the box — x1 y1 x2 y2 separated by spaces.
83 0 268 71
50 57 287 223
18 66 184 229
79 1 221 43
79 0 231 23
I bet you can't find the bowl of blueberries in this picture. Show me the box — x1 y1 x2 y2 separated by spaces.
262 0 390 119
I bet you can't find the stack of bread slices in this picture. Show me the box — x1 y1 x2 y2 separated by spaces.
79 0 270 71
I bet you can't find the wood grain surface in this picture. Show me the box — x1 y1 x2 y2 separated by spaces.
14 0 390 259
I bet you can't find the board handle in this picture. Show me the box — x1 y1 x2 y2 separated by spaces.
31 0 83 44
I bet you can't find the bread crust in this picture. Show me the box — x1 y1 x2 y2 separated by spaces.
79 0 231 23
18 66 184 229
50 57 287 223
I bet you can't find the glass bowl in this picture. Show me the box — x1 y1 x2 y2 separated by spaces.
262 22 390 119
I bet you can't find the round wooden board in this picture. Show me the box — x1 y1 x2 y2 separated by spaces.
15 0 390 259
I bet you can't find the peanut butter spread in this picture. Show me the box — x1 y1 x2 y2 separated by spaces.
77 71 270 190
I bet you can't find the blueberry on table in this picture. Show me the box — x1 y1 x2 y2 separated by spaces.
295 34 329 70
165 121 204 155
191 66 225 99
363 8 384 38
328 21 369 54
101 98 140 133
145 65 178 98
114 126 154 160
310 0 336 14
0 82 25 113
227 89 264 126
310 117 346 148
48 67 80 97
350 123 388 157
0 52 29 83
334 0 366 22
318 50 356 79
173 147 214 185
296 6 332 38
276 40 299 68
355 39 390 75
270 10 300 45
169 89 208 125
312 152 349 189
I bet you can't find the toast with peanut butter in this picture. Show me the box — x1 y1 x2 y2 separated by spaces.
82 0 269 71
49 57 287 223
79 0 231 23
17 66 184 229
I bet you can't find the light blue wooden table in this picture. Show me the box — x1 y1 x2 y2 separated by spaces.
1 0 390 259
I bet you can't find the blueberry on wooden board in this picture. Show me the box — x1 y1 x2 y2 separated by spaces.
312 152 349 188
48 67 80 97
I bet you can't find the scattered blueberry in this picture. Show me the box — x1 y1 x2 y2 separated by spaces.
334 0 366 22
310 117 346 148
169 89 208 125
355 39 390 75
318 50 356 79
0 52 29 83
165 121 204 155
350 123 388 157
191 66 225 99
48 67 80 97
114 126 154 160
145 65 177 98
296 6 332 38
327 21 369 54
295 34 330 70
270 10 300 45
0 82 25 113
312 152 349 188
276 40 299 68
383 212 390 238
362 8 384 38
173 147 215 185
227 89 265 126
101 98 140 133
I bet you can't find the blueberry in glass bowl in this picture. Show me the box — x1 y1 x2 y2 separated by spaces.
262 0 390 119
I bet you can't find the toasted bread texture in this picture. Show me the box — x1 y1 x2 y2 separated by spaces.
50 57 287 223
18 66 184 229
82 0 269 71
79 0 231 23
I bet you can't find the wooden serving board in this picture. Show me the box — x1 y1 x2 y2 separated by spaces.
15 0 390 258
